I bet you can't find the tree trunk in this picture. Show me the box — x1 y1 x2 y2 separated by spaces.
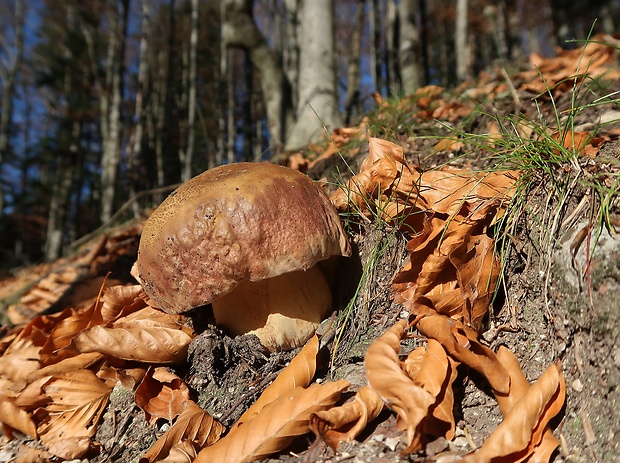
0 0 24 215
284 0 299 111
386 0 398 91
398 0 422 95
222 0 293 148
83 0 129 224
285 0 342 151
455 0 470 81
344 0 365 124
369 0 383 94
129 0 151 215
183 0 199 181
226 49 235 164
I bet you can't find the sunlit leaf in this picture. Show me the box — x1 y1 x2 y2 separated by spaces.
195 380 349 463
235 335 318 428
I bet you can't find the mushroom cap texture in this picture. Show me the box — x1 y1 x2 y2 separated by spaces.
137 162 352 313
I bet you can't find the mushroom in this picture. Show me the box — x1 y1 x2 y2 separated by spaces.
136 162 351 351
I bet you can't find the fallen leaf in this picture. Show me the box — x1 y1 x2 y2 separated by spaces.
405 339 459 440
551 131 591 155
433 137 464 153
72 309 193 364
460 360 565 463
141 401 224 463
309 385 384 450
0 396 38 439
195 380 349 463
235 335 319 428
46 436 99 460
35 369 112 444
364 320 435 452
494 346 562 462
415 315 510 395
28 352 104 381
135 367 191 424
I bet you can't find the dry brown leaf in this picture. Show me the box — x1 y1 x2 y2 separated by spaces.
0 337 41 383
417 168 518 218
36 369 112 444
141 401 224 463
12 445 54 463
330 137 424 220
195 380 349 463
99 284 148 322
433 137 464 153
493 347 564 462
309 385 384 450
28 352 104 381
0 396 38 439
415 315 510 395
46 436 99 460
136 367 191 424
460 360 565 463
235 335 318 428
393 204 503 332
96 362 148 389
551 130 591 155
73 320 192 364
364 320 435 452
38 302 105 364
405 339 459 440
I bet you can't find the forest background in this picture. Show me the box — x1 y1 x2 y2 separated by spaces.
0 0 618 272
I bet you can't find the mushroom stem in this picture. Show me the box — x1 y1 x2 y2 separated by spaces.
211 265 333 351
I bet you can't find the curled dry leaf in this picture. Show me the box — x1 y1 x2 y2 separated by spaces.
492 347 565 462
135 367 191 424
141 401 224 463
195 380 349 463
415 315 510 395
460 360 565 463
393 203 503 332
99 284 147 322
364 320 435 452
309 385 384 450
36 369 112 445
330 137 424 221
235 335 318 428
404 339 459 440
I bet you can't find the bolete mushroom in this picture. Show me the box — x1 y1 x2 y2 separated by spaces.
136 162 351 351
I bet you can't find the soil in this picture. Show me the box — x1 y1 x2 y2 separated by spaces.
2 84 620 463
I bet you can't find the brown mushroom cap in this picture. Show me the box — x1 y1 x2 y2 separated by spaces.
136 162 351 314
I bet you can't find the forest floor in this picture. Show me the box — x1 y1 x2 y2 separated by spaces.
1 38 620 463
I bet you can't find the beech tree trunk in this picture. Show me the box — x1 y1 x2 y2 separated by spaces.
221 0 293 148
83 0 129 224
182 0 199 181
455 0 470 81
344 0 365 124
285 0 342 151
398 0 422 94
129 0 151 216
0 0 24 215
